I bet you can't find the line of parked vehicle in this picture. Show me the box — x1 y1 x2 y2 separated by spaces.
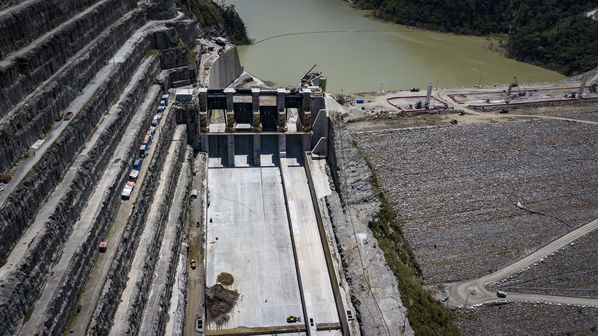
121 94 169 200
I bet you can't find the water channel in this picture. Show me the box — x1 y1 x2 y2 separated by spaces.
224 0 565 92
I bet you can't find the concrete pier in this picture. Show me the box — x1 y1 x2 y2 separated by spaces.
253 134 261 166
227 134 235 166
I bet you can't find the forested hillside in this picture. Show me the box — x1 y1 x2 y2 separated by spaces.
177 0 250 45
354 0 598 76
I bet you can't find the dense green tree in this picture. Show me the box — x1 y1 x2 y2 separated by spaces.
354 0 598 75
177 0 250 45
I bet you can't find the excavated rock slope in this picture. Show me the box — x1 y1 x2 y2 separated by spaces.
326 120 413 336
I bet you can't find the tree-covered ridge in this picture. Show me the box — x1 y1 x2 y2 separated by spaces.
355 0 598 75
177 0 250 45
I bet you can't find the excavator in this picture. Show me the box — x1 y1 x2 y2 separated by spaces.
286 315 301 323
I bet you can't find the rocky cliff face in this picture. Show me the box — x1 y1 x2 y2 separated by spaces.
0 52 160 336
0 7 145 174
147 0 178 20
0 18 151 262
86 108 178 336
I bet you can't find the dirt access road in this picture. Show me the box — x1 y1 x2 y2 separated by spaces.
435 218 598 308
434 90 598 126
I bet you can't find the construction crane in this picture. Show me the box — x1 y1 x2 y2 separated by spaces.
294 64 317 89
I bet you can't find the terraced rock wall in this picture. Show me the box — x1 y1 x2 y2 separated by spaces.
119 127 187 335
147 0 177 20
0 27 152 262
0 0 100 58
0 8 145 173
86 109 177 336
0 55 159 335
36 86 163 336
0 0 137 116
146 149 192 335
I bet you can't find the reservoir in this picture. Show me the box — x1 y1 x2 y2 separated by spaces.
224 0 565 92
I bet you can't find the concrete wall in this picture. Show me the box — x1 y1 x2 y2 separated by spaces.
208 46 243 89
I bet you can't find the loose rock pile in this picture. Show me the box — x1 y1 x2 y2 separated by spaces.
353 119 598 284
206 284 240 324
489 230 598 298
453 302 598 336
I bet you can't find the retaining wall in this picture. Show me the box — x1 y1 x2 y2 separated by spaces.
207 46 243 89
0 8 145 173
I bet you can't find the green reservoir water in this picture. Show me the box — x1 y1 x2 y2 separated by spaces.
224 0 565 92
